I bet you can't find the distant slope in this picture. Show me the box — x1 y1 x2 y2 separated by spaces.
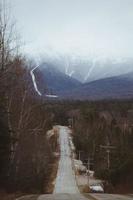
63 72 133 100
41 56 133 83
33 63 81 96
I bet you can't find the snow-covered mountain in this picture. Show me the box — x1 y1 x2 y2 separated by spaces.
31 64 133 100
30 56 133 100
40 56 133 83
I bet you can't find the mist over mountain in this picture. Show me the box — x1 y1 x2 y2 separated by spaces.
31 59 133 100
39 55 133 83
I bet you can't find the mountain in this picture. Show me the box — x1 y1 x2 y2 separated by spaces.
62 72 133 100
41 56 133 83
80 58 133 83
31 61 133 100
33 63 82 96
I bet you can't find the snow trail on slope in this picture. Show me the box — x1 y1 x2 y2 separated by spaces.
69 70 75 77
84 61 95 82
30 66 42 96
54 126 79 194
45 94 58 98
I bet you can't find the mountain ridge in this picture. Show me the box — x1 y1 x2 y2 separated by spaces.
39 57 133 83
31 63 133 100
62 71 133 100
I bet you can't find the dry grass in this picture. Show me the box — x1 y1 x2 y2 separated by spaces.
43 131 60 194
0 191 26 200
43 156 59 194
0 193 15 200
78 185 90 193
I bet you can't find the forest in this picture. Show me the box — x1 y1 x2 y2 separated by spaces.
70 100 133 193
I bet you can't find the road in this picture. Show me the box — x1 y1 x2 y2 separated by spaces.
17 126 133 200
53 126 79 194
39 126 89 200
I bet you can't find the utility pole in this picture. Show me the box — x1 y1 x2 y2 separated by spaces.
71 117 74 128
68 118 73 128
107 150 110 170
78 150 83 160
84 156 94 170
87 157 90 171
100 145 116 169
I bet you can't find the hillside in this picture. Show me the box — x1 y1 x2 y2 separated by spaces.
31 65 133 100
62 72 133 100
40 57 133 83
33 63 81 96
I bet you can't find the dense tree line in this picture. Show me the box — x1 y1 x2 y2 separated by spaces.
70 100 133 193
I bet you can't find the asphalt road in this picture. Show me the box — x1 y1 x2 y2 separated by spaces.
53 126 79 194
38 194 91 200
17 126 133 200
38 126 90 200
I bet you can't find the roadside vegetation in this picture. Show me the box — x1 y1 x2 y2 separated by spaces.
70 100 133 193
0 1 57 198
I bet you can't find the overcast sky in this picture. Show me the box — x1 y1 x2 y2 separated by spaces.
11 0 133 59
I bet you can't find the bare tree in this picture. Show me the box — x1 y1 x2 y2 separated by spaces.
0 0 20 71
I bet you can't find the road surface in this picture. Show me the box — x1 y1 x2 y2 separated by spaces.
17 126 133 200
53 126 79 194
39 126 89 200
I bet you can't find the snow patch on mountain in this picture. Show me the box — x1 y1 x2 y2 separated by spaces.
84 59 97 81
30 66 42 96
69 70 75 77
46 94 58 98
